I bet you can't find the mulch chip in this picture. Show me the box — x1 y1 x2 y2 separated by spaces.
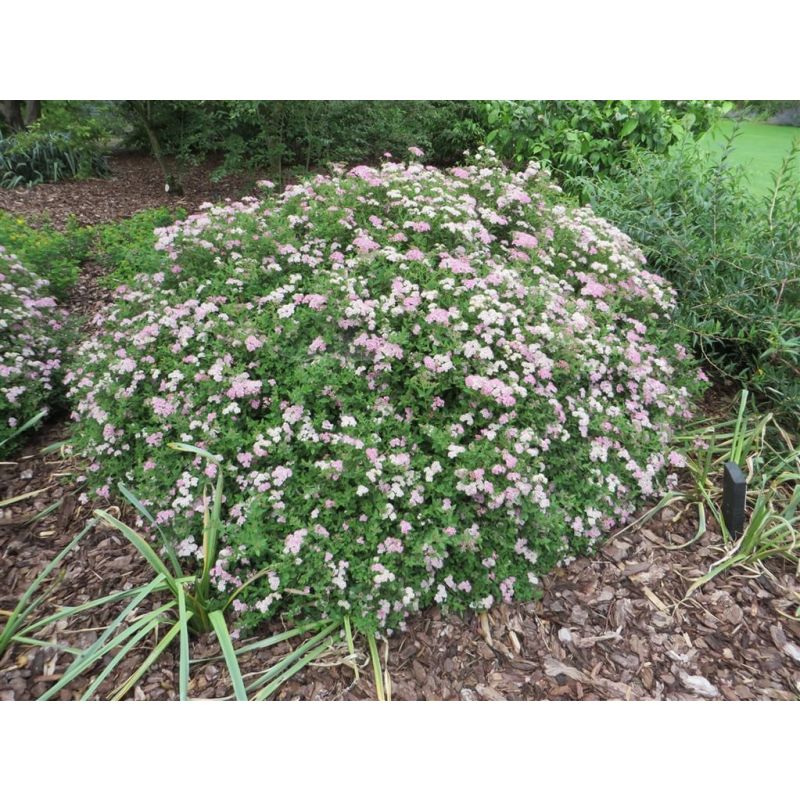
0 154 263 228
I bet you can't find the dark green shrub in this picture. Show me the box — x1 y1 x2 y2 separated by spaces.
116 101 486 186
587 131 800 424
479 101 730 196
0 127 109 188
0 212 92 298
34 101 128 142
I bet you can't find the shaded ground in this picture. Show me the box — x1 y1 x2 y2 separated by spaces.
1 159 799 700
0 154 264 228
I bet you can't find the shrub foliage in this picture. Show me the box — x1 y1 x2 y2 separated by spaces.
0 212 92 299
480 101 730 195
587 133 800 424
0 246 68 455
0 128 108 188
66 149 704 633
93 206 189 287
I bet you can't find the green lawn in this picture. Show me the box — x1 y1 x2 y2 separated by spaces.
700 119 800 196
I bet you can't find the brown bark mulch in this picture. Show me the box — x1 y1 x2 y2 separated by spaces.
0 154 264 228
2 418 798 701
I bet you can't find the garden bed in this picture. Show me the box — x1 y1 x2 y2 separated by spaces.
1 154 799 700
0 153 262 228
2 387 799 701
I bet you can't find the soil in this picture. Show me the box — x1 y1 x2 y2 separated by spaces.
0 154 265 228
1 158 799 701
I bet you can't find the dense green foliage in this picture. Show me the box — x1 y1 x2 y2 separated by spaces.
588 133 800 424
117 100 730 192
479 101 730 195
0 100 732 196
701 119 800 196
0 212 92 299
0 128 108 188
117 100 486 179
93 206 188 286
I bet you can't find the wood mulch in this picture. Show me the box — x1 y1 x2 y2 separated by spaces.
0 154 264 228
1 160 799 700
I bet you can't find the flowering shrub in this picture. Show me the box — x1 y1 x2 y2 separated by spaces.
66 148 705 633
0 246 68 455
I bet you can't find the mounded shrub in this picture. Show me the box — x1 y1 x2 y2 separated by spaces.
66 148 705 633
0 246 68 455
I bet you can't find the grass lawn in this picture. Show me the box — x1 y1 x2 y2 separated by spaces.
701 119 800 197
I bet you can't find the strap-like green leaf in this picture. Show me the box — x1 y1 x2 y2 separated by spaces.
94 510 180 596
209 610 247 701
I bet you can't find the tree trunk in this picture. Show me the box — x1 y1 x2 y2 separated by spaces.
128 101 184 195
1 101 24 132
23 101 41 127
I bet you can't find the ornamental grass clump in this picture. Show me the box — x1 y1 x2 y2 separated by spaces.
66 147 706 634
0 246 68 455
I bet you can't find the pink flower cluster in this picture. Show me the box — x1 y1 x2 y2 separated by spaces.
1 247 68 453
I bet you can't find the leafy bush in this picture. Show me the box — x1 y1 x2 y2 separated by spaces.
0 246 68 455
0 212 92 299
480 101 730 196
117 101 486 187
587 132 800 424
66 148 704 634
215 100 486 171
0 127 108 188
94 207 188 286
33 101 128 142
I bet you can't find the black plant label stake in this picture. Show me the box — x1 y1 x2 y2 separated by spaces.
722 462 747 538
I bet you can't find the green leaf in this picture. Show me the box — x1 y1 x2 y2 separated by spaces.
117 482 183 577
343 616 359 682
177 583 192 701
80 616 165 701
367 632 385 701
620 118 639 137
167 441 222 463
209 610 247 701
0 408 48 450
40 598 175 701
245 621 339 694
0 520 95 656
93 509 180 596
110 621 182 701
252 638 335 701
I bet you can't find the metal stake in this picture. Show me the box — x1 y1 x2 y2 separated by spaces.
722 461 747 538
